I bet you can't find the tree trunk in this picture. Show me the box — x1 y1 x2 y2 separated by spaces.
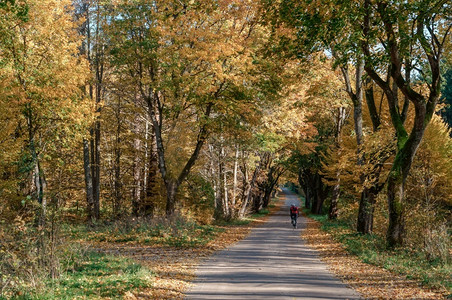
231 145 239 216
304 188 311 209
132 136 142 216
25 106 47 224
329 180 340 219
298 169 312 209
386 172 405 246
35 160 47 225
223 159 229 218
216 144 229 219
113 98 122 217
165 180 178 216
329 107 347 220
239 162 259 218
311 174 327 215
91 123 100 220
143 126 158 217
357 188 376 233
361 0 443 246
262 189 272 208
83 139 95 221
252 192 263 213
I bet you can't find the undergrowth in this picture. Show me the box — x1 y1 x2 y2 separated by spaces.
66 215 220 248
67 200 277 249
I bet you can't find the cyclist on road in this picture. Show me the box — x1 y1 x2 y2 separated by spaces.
290 204 299 228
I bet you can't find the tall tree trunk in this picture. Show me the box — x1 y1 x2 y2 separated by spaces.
231 145 239 217
132 136 142 216
91 117 100 220
357 80 385 233
113 121 121 217
143 126 158 217
132 93 143 216
25 105 46 223
83 139 95 221
304 188 311 209
298 169 312 209
215 144 225 219
165 180 178 216
223 157 229 218
239 161 259 218
329 107 347 220
145 91 213 216
386 170 405 246
329 178 340 219
218 144 229 218
311 174 327 214
35 160 47 225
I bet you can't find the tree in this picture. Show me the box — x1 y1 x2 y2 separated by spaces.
359 0 451 246
0 0 90 223
73 0 107 221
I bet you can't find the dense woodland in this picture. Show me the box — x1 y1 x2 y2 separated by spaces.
0 0 451 297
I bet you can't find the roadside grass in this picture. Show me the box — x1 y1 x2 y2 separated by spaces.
302 207 451 294
5 251 152 300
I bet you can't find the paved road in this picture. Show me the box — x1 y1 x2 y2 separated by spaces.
185 188 361 299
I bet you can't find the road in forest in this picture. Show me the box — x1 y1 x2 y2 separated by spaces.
185 188 361 299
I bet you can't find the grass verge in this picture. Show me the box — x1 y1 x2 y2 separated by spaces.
302 207 451 297
5 251 152 300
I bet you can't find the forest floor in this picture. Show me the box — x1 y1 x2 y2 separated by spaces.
83 191 448 299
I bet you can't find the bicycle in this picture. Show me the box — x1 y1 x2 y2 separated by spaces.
291 215 297 229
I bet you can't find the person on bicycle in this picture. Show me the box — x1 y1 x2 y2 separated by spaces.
290 204 299 227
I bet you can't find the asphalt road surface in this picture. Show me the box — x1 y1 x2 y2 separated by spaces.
185 188 361 299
